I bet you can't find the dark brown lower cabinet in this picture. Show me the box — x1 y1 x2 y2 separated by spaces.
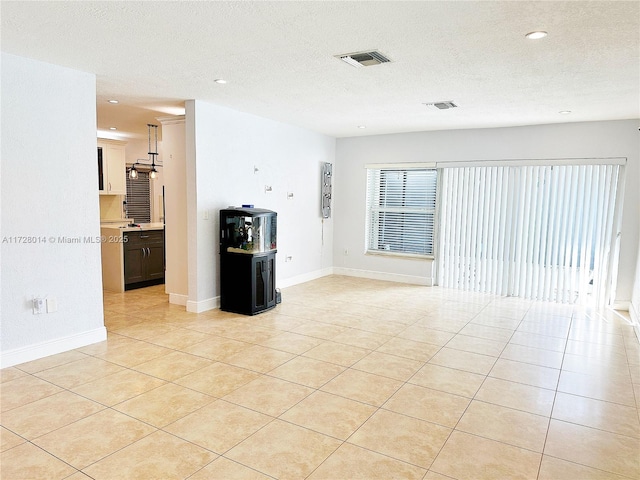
124 230 165 290
220 251 276 315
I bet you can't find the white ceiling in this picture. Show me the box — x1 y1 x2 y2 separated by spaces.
2 1 638 139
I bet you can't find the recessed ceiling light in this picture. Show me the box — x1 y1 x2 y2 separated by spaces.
214 79 227 84
525 31 547 40
559 110 572 115
357 125 366 129
109 127 117 130
108 99 119 104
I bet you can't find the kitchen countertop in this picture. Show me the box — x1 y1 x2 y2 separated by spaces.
101 222 164 233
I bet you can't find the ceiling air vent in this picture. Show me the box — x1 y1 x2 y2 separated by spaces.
337 50 391 68
424 101 458 110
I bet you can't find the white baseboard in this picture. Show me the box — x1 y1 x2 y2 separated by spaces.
186 296 219 313
333 267 433 286
611 301 630 311
630 301 640 345
169 293 188 306
277 268 334 289
1 327 107 369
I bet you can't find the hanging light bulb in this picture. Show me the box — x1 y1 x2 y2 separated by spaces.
129 164 138 179
150 167 158 180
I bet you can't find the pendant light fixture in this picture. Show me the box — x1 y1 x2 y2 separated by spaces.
147 123 160 180
129 123 162 180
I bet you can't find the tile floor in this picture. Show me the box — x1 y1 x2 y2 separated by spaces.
1 276 639 479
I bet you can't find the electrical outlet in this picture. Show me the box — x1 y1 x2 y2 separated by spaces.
285 255 293 262
265 185 273 194
32 297 45 315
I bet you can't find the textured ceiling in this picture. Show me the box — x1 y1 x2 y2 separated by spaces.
1 1 638 139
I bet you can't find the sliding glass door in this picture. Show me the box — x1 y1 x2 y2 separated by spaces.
437 161 623 307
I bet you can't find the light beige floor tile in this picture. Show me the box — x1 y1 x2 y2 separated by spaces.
164 400 272 453
348 409 451 468
544 419 640 478
189 456 273 479
475 377 555 416
445 334 507 357
111 322 177 340
384 383 470 427
281 391 376 439
71 369 165 406
0 367 28 384
222 375 313 416
32 409 156 469
565 339 628 362
557 370 636 406
423 471 457 480
291 321 347 340
83 430 217 480
303 341 371 367
375 337 441 362
174 362 260 396
226 419 341 480
132 350 212 381
409 363 485 397
32 356 125 389
114 383 214 427
145 328 213 349
552 392 640 438
183 335 252 361
500 343 564 369
256 331 324 354
561 353 632 383
0 390 104 439
568 328 625 347
330 328 392 350
1 427 26 452
509 331 567 352
456 400 549 452
352 317 408 336
0 441 76 479
321 368 403 407
307 442 426 480
66 471 101 479
0 374 63 412
397 326 456 346
91 340 174 367
489 358 560 389
430 430 541 480
517 320 570 339
538 455 631 480
458 323 514 342
429 347 497 375
268 356 345 388
224 345 295 373
352 351 423 381
14 350 89 374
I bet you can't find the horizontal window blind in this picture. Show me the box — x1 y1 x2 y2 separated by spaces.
126 169 151 223
366 168 437 256
438 164 621 306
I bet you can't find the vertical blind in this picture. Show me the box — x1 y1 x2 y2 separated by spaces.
438 163 621 306
366 167 437 256
126 169 151 223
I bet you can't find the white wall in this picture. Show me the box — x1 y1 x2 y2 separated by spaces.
185 100 335 312
631 235 640 339
1 53 106 367
334 120 640 303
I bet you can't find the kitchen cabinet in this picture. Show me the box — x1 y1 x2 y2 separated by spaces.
98 139 126 195
123 230 165 289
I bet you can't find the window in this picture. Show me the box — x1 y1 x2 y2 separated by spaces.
125 169 151 223
366 166 437 257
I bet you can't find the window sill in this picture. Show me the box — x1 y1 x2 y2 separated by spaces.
365 250 434 260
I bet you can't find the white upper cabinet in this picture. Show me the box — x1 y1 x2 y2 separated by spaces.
98 139 126 195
